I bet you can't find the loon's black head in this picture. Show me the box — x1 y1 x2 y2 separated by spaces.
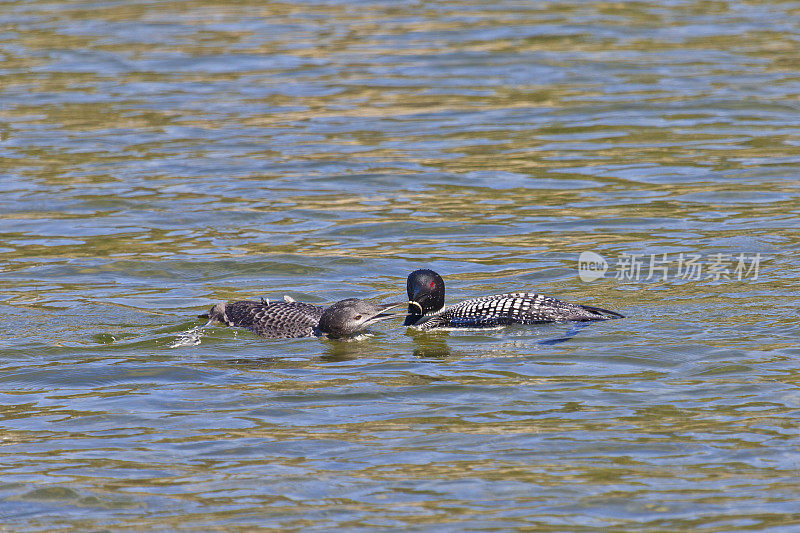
404 269 445 325
317 298 406 339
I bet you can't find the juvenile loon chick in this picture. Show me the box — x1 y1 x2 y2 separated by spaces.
403 269 624 330
204 297 406 339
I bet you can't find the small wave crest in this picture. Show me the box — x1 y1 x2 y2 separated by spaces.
169 325 205 348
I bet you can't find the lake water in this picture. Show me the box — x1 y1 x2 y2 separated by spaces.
2 0 800 530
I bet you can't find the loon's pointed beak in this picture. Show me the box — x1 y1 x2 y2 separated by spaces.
362 301 409 325
408 284 424 310
408 300 423 314
409 285 423 301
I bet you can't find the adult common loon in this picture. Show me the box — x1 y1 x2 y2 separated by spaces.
204 296 407 338
403 269 624 330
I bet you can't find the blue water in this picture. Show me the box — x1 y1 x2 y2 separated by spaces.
2 0 800 530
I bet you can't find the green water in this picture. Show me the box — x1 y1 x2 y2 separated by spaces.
2 0 800 530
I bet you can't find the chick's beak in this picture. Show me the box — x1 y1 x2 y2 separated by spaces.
363 302 410 325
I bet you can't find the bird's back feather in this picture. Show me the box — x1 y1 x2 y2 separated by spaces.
416 292 622 330
207 300 324 338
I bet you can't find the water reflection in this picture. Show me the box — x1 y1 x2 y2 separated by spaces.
402 328 450 359
319 336 381 362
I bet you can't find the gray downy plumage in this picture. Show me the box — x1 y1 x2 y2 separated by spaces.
204 297 406 339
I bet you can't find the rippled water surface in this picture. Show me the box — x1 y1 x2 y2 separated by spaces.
2 0 800 530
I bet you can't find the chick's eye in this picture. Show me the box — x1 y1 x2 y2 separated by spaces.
354 315 362 320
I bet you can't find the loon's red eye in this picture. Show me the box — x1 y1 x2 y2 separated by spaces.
429 281 436 288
